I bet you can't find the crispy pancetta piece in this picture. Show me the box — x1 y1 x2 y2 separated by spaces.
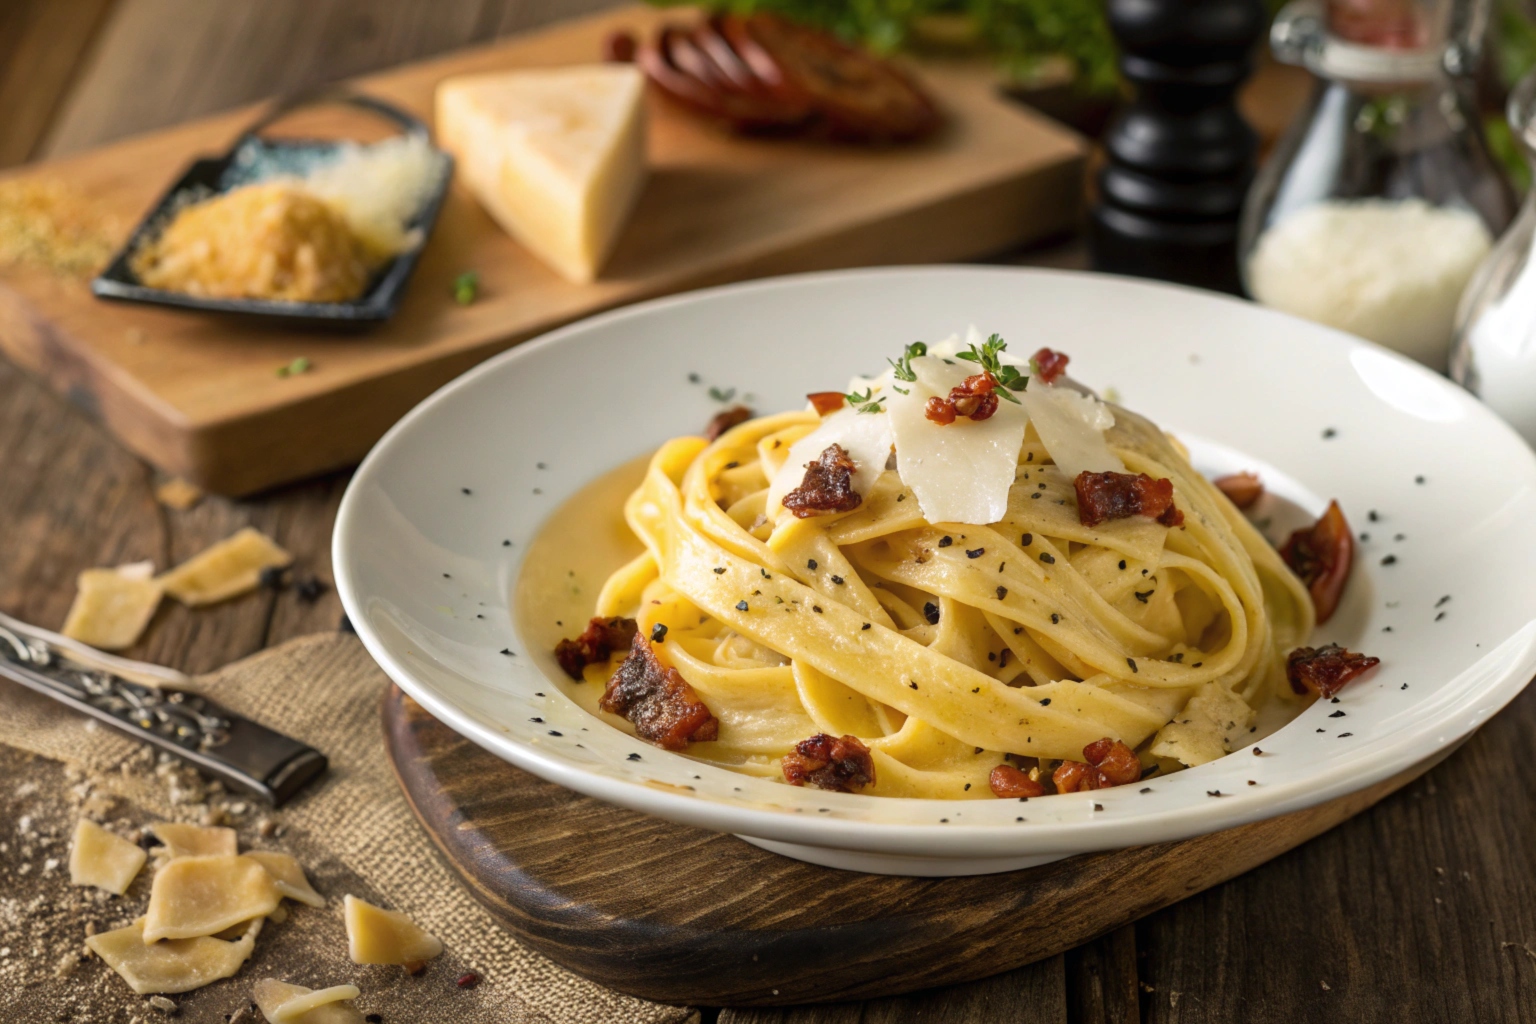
600 635 719 749
1280 500 1354 624
806 391 847 416
781 443 863 518
1075 471 1184 528
924 372 999 425
781 733 875 792
1051 737 1141 793
1286 644 1379 698
554 616 638 680
703 405 754 441
1031 347 1070 384
988 763 1045 798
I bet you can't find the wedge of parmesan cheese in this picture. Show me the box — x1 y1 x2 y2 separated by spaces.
88 916 261 995
151 822 238 859
253 979 365 1024
343 894 443 965
61 568 163 650
159 527 291 606
887 355 1026 525
436 64 647 284
143 854 281 943
69 818 146 895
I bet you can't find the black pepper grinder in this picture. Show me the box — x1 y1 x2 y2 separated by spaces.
1089 0 1268 294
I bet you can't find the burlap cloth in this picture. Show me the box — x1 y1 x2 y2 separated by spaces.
0 632 696 1024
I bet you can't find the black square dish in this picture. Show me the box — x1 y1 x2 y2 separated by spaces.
91 92 452 328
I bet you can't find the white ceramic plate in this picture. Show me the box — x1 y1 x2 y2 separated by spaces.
334 267 1536 876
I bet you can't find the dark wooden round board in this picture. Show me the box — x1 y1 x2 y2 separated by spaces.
382 685 1437 1007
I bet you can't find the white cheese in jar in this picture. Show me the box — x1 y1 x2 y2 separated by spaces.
1247 197 1492 369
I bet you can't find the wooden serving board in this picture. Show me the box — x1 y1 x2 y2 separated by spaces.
382 686 1442 1008
0 6 1084 497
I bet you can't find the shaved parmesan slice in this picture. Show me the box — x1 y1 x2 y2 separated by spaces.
151 822 238 859
766 406 892 516
253 979 365 1024
88 916 260 995
69 819 146 894
1150 682 1256 766
888 355 1025 525
1017 383 1124 482
343 895 443 965
61 568 163 650
143 854 281 943
246 850 325 908
159 528 292 606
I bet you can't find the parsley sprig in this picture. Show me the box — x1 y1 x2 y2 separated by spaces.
888 341 927 383
844 387 886 414
955 333 1029 404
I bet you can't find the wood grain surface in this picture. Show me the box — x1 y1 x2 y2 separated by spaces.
382 686 1442 1007
0 4 1084 496
2 2 1533 1023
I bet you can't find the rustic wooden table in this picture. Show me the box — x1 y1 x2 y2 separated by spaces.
5 2 1536 1022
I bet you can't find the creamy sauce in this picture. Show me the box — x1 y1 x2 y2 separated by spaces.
514 455 649 718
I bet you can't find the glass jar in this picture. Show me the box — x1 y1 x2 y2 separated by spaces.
1450 68 1536 444
1239 0 1515 370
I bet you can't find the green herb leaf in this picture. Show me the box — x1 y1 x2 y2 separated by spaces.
888 341 927 382
276 356 312 378
843 386 887 413
708 386 737 403
453 270 479 306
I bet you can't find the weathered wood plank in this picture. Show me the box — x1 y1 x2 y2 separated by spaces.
1137 689 1536 1023
718 957 1067 1024
40 0 623 158
1066 925 1140 1024
0 0 118 167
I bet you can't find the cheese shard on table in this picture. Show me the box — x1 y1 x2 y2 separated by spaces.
151 821 238 859
159 527 292 606
88 916 261 995
246 850 326 907
343 894 443 965
436 64 648 283
69 819 147 895
143 854 281 942
61 568 164 650
253 979 365 1024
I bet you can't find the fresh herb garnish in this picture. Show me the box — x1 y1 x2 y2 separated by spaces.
843 386 886 414
708 385 737 403
888 341 927 382
276 356 312 378
955 333 1029 403
453 270 479 306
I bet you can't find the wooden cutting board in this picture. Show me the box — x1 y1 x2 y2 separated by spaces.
382 686 1441 1007
0 6 1084 497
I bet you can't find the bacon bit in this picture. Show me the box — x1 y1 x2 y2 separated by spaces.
703 405 754 441
988 763 1044 798
1075 471 1184 528
1280 500 1354 624
1052 737 1140 792
781 443 862 518
456 972 481 989
807 391 846 416
1031 347 1070 384
600 635 719 749
603 30 638 63
925 372 1001 425
1214 471 1264 510
1287 644 1380 698
553 616 638 680
781 733 875 792
924 395 957 424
